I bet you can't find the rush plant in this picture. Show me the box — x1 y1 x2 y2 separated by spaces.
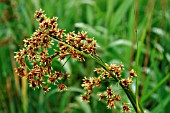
14 9 144 113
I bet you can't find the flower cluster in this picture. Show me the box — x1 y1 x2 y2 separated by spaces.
81 63 137 112
81 76 121 109
34 9 97 61
14 9 138 112
99 87 121 109
94 63 137 87
120 69 137 87
56 30 97 61
94 63 124 79
81 77 101 102
14 9 96 92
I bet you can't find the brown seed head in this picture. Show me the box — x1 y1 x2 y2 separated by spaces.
129 69 137 77
122 103 130 112
58 84 67 91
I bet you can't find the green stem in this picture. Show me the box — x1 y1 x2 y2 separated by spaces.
133 0 140 111
140 73 170 103
53 38 144 113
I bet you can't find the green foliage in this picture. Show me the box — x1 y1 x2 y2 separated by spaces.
0 0 169 113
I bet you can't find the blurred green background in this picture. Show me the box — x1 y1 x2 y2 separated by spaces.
0 0 170 113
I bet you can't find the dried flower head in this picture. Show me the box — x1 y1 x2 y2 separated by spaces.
81 76 102 102
114 94 121 101
122 103 131 112
98 93 105 100
81 95 90 102
43 86 51 93
57 84 67 92
129 69 137 77
121 77 133 87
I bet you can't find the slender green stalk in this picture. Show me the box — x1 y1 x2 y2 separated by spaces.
141 73 170 103
133 0 140 112
53 38 144 113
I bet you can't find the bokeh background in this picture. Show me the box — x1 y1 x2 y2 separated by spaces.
0 0 170 113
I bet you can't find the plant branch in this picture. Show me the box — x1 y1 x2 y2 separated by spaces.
52 37 144 113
